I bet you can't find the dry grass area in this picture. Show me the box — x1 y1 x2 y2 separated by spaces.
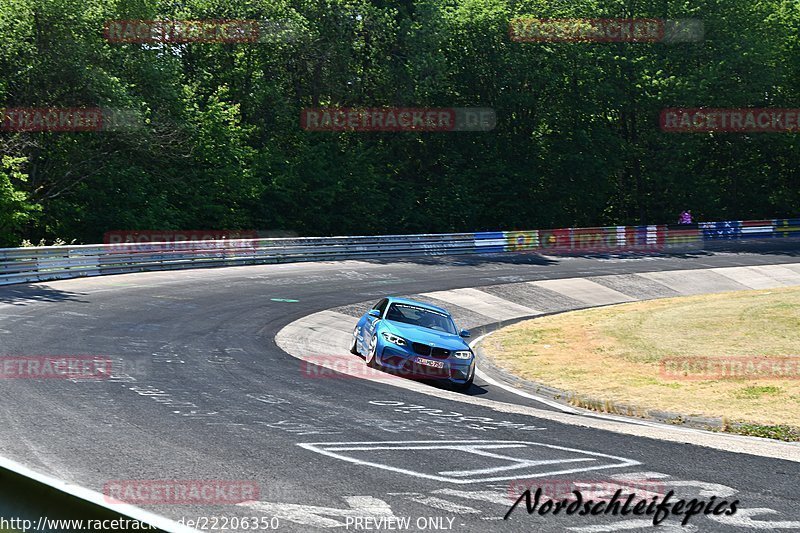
482 287 800 433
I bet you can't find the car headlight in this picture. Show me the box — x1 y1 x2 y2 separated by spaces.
453 350 473 359
381 332 407 346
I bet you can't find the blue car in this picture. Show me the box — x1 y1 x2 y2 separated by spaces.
350 297 475 391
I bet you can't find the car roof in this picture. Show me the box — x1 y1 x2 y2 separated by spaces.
387 297 450 316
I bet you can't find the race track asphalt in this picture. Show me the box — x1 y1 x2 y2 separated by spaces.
1 248 799 532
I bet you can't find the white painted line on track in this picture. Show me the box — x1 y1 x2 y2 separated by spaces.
387 494 481 514
470 331 580 414
568 520 699 532
297 440 640 484
432 488 510 506
277 264 800 463
279 313 800 462
706 507 800 529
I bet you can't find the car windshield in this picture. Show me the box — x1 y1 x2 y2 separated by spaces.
385 303 457 334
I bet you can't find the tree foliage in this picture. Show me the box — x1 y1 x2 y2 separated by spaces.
0 0 798 244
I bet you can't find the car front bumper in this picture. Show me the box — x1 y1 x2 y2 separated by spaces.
378 345 475 384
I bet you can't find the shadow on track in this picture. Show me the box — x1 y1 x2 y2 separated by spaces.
0 284 88 306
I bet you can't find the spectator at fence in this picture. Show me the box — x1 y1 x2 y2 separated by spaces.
679 210 693 224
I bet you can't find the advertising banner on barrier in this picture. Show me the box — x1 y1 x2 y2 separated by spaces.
740 220 774 238
2 218 799 287
774 218 800 238
539 228 571 252
626 225 663 251
478 226 675 255
505 230 539 252
700 220 741 240
571 227 617 253
665 225 702 249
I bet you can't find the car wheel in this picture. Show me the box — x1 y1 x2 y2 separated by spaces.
349 326 360 355
454 376 473 392
365 336 379 369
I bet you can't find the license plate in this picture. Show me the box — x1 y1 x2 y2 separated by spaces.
414 357 444 368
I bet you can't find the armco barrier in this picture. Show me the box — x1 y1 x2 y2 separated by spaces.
1 218 798 286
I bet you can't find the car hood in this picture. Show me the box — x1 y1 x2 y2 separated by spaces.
383 321 469 351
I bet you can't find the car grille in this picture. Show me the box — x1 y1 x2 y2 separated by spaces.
412 343 450 359
431 347 450 359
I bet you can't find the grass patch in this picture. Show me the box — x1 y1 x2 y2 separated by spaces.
733 386 783 399
482 286 800 440
730 424 800 442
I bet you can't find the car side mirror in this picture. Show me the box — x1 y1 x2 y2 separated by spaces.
368 309 381 318
459 329 471 338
